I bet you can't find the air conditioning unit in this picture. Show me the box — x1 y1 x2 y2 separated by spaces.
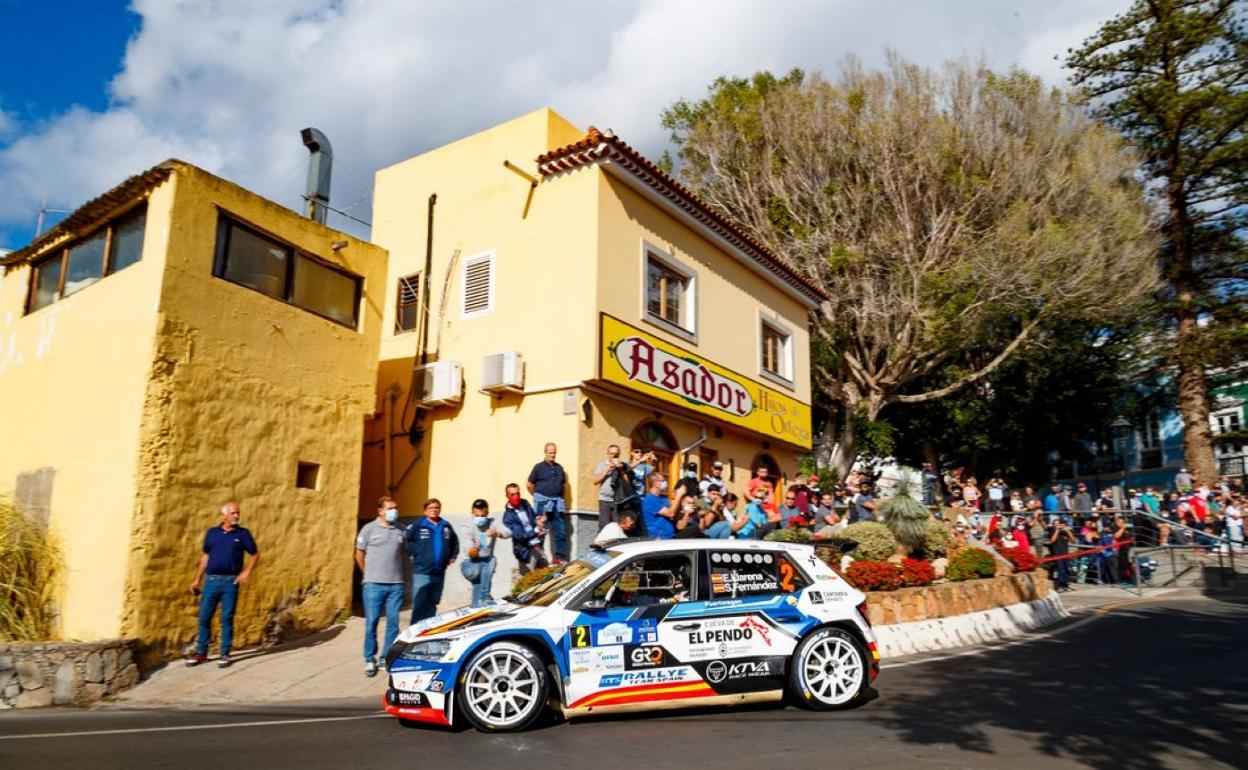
481 351 525 393
413 361 463 406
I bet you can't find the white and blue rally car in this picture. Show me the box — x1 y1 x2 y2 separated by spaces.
383 538 879 732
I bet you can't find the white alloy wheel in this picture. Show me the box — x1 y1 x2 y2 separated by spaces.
791 628 868 709
456 641 547 732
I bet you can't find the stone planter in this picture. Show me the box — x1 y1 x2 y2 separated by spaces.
865 570 1052 625
0 639 141 709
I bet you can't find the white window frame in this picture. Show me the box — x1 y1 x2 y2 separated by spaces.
758 311 795 388
460 250 495 319
1213 408 1243 456
641 242 697 342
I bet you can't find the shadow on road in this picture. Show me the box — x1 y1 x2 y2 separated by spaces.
867 596 1248 769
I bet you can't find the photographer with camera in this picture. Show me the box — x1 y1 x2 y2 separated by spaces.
593 444 637 532
1048 516 1075 592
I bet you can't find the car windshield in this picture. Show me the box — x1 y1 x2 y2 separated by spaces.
512 550 616 607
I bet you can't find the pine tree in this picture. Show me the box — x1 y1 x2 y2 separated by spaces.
1067 1 1248 486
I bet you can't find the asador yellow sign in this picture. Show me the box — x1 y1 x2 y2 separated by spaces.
599 314 812 449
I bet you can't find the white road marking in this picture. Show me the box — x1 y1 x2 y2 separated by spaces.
0 712 389 741
880 589 1177 670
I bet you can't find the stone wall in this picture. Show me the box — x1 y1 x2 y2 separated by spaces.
865 570 1053 625
0 639 139 709
866 571 1066 658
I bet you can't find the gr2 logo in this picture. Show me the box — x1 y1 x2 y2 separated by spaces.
629 645 664 668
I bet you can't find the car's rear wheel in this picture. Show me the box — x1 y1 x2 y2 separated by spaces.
455 640 548 732
789 627 869 710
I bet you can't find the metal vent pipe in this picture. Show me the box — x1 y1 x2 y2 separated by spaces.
301 127 333 224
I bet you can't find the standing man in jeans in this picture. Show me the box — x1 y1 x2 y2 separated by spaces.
527 442 569 562
405 498 459 624
187 501 259 668
355 496 406 677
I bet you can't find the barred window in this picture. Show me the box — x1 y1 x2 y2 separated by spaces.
396 272 420 333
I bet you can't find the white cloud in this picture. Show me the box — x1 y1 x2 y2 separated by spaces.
0 0 1131 244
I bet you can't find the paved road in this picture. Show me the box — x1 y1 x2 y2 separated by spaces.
2 591 1245 770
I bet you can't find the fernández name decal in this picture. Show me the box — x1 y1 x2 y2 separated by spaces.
612 336 754 417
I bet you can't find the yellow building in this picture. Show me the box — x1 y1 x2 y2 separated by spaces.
0 161 387 659
365 109 823 579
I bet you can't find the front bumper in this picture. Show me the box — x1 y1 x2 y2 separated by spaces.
383 688 451 726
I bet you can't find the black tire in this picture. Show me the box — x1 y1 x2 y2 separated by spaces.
788 626 870 710
454 640 548 732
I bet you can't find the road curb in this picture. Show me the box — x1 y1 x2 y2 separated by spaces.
872 594 1069 658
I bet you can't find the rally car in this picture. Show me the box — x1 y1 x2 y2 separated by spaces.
383 538 878 732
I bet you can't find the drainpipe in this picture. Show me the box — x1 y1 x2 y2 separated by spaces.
408 194 437 446
385 384 400 492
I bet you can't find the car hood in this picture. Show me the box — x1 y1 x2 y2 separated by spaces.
395 602 548 644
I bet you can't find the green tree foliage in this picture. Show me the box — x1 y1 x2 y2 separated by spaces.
1067 0 1248 485
832 521 898 560
663 56 1158 474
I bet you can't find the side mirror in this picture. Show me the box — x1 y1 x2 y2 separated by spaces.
580 599 607 611
838 539 859 555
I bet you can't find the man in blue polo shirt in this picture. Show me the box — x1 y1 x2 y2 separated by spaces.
527 442 569 562
641 472 677 540
187 501 259 668
405 498 459 624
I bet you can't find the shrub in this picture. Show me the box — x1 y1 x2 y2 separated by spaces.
899 558 936 587
833 521 898 561
999 547 1040 572
510 564 559 598
947 548 997 581
846 559 903 591
0 498 62 641
765 527 811 543
877 468 931 551
920 520 954 558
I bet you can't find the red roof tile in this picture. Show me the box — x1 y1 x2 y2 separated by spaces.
536 127 830 304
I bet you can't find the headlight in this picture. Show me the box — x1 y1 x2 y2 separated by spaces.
398 639 453 662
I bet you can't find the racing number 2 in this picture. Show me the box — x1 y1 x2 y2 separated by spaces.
779 561 796 593
572 625 591 648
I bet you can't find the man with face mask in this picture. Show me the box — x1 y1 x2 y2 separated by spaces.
355 496 407 677
641 472 678 540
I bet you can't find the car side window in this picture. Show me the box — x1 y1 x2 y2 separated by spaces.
707 551 809 599
593 554 693 607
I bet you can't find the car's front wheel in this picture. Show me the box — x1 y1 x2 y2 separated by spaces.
455 640 548 732
789 626 869 710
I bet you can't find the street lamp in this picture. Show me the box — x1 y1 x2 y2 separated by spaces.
1111 416 1132 509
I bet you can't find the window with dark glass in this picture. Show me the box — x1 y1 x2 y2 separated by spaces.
396 272 420 333
24 204 147 314
293 255 359 327
216 219 291 299
30 258 62 312
213 214 362 330
108 208 146 273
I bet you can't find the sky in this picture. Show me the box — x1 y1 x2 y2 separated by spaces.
0 0 1132 250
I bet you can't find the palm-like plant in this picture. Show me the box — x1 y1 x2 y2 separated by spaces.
878 468 931 554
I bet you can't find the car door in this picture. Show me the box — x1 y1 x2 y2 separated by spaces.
561 551 712 711
656 547 809 695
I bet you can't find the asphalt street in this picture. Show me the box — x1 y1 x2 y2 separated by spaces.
2 590 1245 770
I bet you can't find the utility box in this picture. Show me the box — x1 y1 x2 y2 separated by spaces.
481 351 525 393
413 360 463 406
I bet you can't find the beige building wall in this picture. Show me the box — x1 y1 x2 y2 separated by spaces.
0 181 173 641
1 162 387 658
124 165 387 660
369 109 597 520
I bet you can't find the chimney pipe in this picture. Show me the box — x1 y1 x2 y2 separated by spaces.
301 127 333 224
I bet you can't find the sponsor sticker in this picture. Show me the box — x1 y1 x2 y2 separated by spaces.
808 591 825 604
596 622 634 645
706 660 772 684
627 645 668 669
599 668 689 688
571 645 625 674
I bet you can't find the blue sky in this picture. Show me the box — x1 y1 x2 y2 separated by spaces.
0 0 1131 253
0 1 139 245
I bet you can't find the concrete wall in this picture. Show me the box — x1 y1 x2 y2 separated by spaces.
123 165 388 661
0 181 173 641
